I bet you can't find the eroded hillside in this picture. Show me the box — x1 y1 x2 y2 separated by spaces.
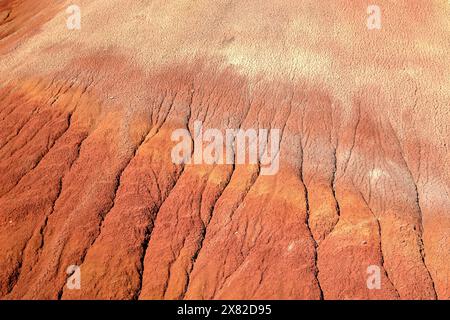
0 0 449 299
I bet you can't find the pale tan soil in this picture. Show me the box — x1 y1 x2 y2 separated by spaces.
0 0 449 299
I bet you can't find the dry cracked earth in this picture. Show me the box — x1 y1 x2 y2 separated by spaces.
0 0 449 300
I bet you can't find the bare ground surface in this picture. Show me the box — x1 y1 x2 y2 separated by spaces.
0 0 449 299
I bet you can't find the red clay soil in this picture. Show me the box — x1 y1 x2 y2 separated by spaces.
0 0 449 299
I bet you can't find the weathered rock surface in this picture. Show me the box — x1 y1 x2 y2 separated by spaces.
0 0 449 299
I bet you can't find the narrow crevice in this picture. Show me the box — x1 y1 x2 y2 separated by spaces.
0 87 20 122
4 234 33 297
161 235 189 299
180 163 236 300
207 98 263 299
208 163 260 297
0 103 40 151
250 255 269 297
2 76 83 166
375 218 400 299
145 93 175 142
37 133 88 259
360 192 400 298
0 101 17 123
60 139 146 298
331 147 340 217
209 98 257 234
326 146 341 238
386 119 438 299
1 10 11 24
212 207 265 298
1 109 73 291
49 81 76 107
2 80 88 295
2 110 75 197
5 107 68 160
342 102 361 176
77 127 152 266
11 81 68 142
300 143 324 300
413 184 438 299
213 247 247 299
132 165 186 300
222 216 264 297
135 89 195 299
5 132 88 297
179 93 258 299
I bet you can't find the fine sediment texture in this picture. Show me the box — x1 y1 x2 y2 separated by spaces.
0 0 449 300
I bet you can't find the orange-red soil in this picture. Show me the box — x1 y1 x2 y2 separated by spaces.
0 0 449 299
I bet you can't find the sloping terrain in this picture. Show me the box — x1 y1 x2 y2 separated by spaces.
0 0 449 299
